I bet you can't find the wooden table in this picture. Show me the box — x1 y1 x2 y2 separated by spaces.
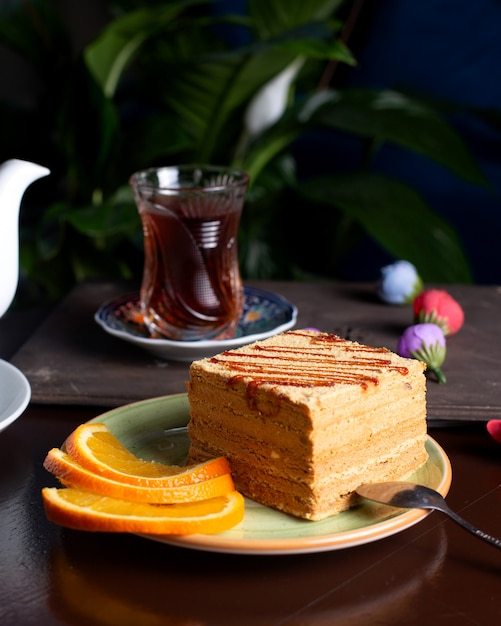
1 280 500 625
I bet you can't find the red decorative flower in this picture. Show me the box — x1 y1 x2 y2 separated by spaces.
413 289 464 336
487 420 501 445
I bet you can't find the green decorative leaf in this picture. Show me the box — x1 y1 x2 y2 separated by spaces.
300 172 473 283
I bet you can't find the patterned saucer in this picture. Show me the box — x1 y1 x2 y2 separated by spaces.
95 286 297 362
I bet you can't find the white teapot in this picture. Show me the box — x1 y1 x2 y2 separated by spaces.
0 159 50 317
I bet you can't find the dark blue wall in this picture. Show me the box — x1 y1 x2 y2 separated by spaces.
325 0 501 284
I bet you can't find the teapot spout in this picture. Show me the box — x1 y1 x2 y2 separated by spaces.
0 159 50 317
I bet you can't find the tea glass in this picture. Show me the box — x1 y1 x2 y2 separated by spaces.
130 165 249 341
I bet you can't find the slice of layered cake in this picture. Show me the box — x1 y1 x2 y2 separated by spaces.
186 329 428 521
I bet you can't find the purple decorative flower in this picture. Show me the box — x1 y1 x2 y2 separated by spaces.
378 260 423 305
397 323 447 384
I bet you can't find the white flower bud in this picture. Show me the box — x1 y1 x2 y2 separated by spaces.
244 58 303 138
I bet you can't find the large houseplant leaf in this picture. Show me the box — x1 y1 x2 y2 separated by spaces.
84 1 208 97
300 172 472 283
306 88 487 185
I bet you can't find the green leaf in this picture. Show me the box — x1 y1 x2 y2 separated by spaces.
164 48 298 162
249 0 345 38
234 20 353 63
84 1 207 97
122 112 194 171
240 125 302 182
65 198 139 239
68 240 136 283
276 35 353 62
163 16 353 163
300 172 473 283
35 202 69 261
306 88 487 186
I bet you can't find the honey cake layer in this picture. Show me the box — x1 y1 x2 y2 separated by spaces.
189 438 427 520
187 329 428 520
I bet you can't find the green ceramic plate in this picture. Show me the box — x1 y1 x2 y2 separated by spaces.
93 394 452 555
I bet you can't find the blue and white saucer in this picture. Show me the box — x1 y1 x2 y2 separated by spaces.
95 286 297 362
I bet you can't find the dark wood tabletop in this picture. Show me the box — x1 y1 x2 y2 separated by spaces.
1 280 500 625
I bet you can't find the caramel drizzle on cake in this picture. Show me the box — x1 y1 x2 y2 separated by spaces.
209 330 409 392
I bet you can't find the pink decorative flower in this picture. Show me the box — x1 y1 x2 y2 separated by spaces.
413 289 464 336
487 420 501 444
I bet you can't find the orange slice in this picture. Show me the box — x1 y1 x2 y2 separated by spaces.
41 487 245 535
44 448 235 504
64 423 230 487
